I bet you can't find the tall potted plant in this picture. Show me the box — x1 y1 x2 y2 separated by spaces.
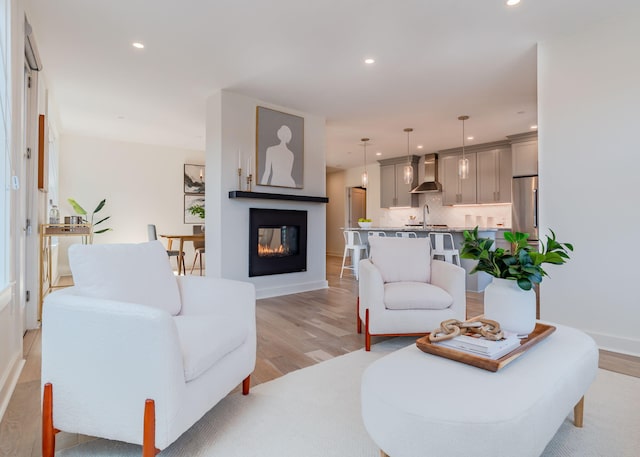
67 198 111 244
461 227 573 337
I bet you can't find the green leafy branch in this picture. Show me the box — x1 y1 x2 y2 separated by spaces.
68 198 112 243
188 204 205 219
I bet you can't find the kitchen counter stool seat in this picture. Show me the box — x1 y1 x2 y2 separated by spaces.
341 230 368 280
429 232 461 266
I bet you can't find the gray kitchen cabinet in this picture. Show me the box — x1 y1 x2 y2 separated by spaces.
440 153 477 205
476 146 512 204
508 132 538 177
379 155 420 208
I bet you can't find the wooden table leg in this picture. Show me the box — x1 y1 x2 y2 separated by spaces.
574 396 584 427
178 239 185 275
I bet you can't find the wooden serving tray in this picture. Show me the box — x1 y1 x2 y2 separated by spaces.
416 322 556 372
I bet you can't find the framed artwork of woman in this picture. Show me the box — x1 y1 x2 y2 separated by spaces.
256 106 304 189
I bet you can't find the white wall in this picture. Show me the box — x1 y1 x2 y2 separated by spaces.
58 134 204 274
206 90 327 298
538 10 640 355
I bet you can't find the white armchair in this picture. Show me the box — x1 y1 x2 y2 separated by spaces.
41 241 256 456
358 236 466 350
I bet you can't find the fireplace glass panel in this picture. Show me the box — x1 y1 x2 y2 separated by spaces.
258 226 299 258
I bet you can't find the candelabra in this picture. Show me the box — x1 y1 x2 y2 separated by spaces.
238 168 243 191
246 174 253 192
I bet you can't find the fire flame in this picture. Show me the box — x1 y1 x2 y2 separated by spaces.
258 243 290 257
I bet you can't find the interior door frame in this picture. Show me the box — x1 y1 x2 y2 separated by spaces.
347 186 366 228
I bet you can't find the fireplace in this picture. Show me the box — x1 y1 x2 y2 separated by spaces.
249 208 307 277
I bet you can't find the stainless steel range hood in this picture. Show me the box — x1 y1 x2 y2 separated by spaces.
411 153 442 193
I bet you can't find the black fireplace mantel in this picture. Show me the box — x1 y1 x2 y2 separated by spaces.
229 191 328 203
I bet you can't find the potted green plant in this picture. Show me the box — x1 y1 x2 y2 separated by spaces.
67 198 111 244
460 227 573 336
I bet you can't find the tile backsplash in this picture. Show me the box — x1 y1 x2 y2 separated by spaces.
377 193 511 228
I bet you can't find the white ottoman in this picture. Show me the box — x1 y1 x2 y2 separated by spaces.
361 323 598 457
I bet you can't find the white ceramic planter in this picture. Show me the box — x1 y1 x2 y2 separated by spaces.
483 278 536 337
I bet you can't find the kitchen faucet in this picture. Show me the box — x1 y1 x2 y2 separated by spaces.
422 203 430 230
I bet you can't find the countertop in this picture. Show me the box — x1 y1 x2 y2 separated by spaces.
345 226 502 232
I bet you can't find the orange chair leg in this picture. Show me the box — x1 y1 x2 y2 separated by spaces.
365 308 371 351
356 296 362 334
143 399 160 457
42 383 59 457
242 375 251 395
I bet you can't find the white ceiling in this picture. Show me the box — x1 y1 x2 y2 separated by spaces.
24 0 633 170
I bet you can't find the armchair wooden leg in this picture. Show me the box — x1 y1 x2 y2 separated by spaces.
143 399 160 457
357 296 362 334
42 383 59 457
365 308 371 351
574 396 585 428
199 252 203 276
242 375 251 395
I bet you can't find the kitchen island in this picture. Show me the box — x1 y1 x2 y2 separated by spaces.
344 226 499 292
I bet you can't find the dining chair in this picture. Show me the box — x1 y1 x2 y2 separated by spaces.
190 225 205 275
147 224 185 273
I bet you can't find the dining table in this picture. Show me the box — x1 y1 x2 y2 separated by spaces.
159 233 205 275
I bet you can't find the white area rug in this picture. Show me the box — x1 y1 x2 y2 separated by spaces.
58 338 640 456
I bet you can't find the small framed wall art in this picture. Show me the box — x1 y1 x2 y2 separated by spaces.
184 195 205 224
184 164 205 194
256 106 304 189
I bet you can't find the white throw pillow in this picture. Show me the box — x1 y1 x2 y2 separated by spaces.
369 237 431 283
68 241 182 315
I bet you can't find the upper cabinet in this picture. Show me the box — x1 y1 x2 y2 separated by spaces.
438 140 511 206
508 131 538 177
476 147 512 204
440 153 477 205
379 155 420 208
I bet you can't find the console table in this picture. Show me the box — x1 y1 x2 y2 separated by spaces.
38 224 91 321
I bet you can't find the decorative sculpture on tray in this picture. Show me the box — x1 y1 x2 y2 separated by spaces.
429 319 504 342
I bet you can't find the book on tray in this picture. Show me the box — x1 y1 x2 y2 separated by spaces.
433 331 521 360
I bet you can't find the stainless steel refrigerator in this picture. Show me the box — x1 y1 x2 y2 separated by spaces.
511 176 538 245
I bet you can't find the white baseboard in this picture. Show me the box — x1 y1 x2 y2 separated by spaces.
256 280 329 299
0 354 25 423
587 330 640 357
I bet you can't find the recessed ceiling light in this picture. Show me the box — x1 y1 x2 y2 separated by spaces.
467 136 474 140
364 58 375 64
417 145 423 149
132 42 145 49
376 152 382 156
530 125 538 129
506 0 521 6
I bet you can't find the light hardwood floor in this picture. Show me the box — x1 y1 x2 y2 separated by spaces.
0 256 638 456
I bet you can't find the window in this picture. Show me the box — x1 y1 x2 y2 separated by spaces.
0 0 11 294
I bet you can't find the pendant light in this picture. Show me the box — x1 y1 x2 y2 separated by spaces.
403 128 414 185
458 115 470 179
361 138 370 188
